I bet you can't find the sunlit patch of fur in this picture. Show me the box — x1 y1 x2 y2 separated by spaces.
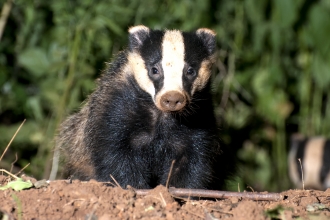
128 25 150 50
290 136 328 189
192 57 215 94
58 106 95 179
196 28 216 36
128 25 150 34
303 137 325 189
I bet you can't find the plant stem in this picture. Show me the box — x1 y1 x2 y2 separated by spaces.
311 85 322 135
299 55 311 136
0 0 13 42
49 26 82 180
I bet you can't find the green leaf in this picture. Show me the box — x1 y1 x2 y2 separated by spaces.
272 0 299 28
264 205 286 218
0 178 33 191
308 3 330 56
101 16 124 36
18 48 50 77
225 102 252 129
245 0 268 24
26 96 44 121
312 55 330 89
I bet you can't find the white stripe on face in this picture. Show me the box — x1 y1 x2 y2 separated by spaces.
158 30 185 96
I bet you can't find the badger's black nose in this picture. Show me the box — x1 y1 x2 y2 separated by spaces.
160 91 186 111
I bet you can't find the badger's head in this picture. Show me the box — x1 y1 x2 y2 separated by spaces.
127 25 216 112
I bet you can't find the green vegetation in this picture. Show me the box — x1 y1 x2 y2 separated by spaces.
11 193 23 220
1 0 329 191
0 178 33 191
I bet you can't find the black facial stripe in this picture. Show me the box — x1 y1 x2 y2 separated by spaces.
182 32 210 94
295 138 308 181
182 65 198 94
320 140 330 184
138 30 165 95
182 32 210 64
139 30 164 62
149 64 164 94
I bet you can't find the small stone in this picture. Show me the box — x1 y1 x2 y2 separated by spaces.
34 179 49 189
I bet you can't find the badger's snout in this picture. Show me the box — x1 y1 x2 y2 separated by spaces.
159 91 186 112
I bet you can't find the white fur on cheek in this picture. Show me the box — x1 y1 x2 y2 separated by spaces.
128 52 155 98
192 59 213 94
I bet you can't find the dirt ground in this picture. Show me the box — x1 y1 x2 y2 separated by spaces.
1 175 330 220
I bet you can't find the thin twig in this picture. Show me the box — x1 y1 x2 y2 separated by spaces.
204 207 233 216
110 174 122 189
0 119 26 162
166 160 175 188
10 153 18 173
104 181 116 187
63 199 85 207
0 0 13 41
159 192 166 207
247 186 255 192
0 169 19 179
183 208 204 219
144 195 165 205
134 188 283 201
298 158 305 190
49 145 60 180
15 163 30 176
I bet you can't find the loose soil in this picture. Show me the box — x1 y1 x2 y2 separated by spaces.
1 175 330 220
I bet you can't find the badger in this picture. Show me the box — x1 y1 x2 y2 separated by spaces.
289 135 330 190
57 25 226 189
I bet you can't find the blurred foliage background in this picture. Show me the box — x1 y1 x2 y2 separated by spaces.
0 0 329 192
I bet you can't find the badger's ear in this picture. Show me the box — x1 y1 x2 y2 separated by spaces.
196 28 216 55
128 25 150 51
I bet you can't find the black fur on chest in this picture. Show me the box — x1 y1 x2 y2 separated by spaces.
84 73 221 189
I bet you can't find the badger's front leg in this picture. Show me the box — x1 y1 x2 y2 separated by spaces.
157 134 218 189
91 145 153 189
163 156 214 189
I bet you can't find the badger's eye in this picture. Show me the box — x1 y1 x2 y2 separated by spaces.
186 67 196 77
151 67 159 75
